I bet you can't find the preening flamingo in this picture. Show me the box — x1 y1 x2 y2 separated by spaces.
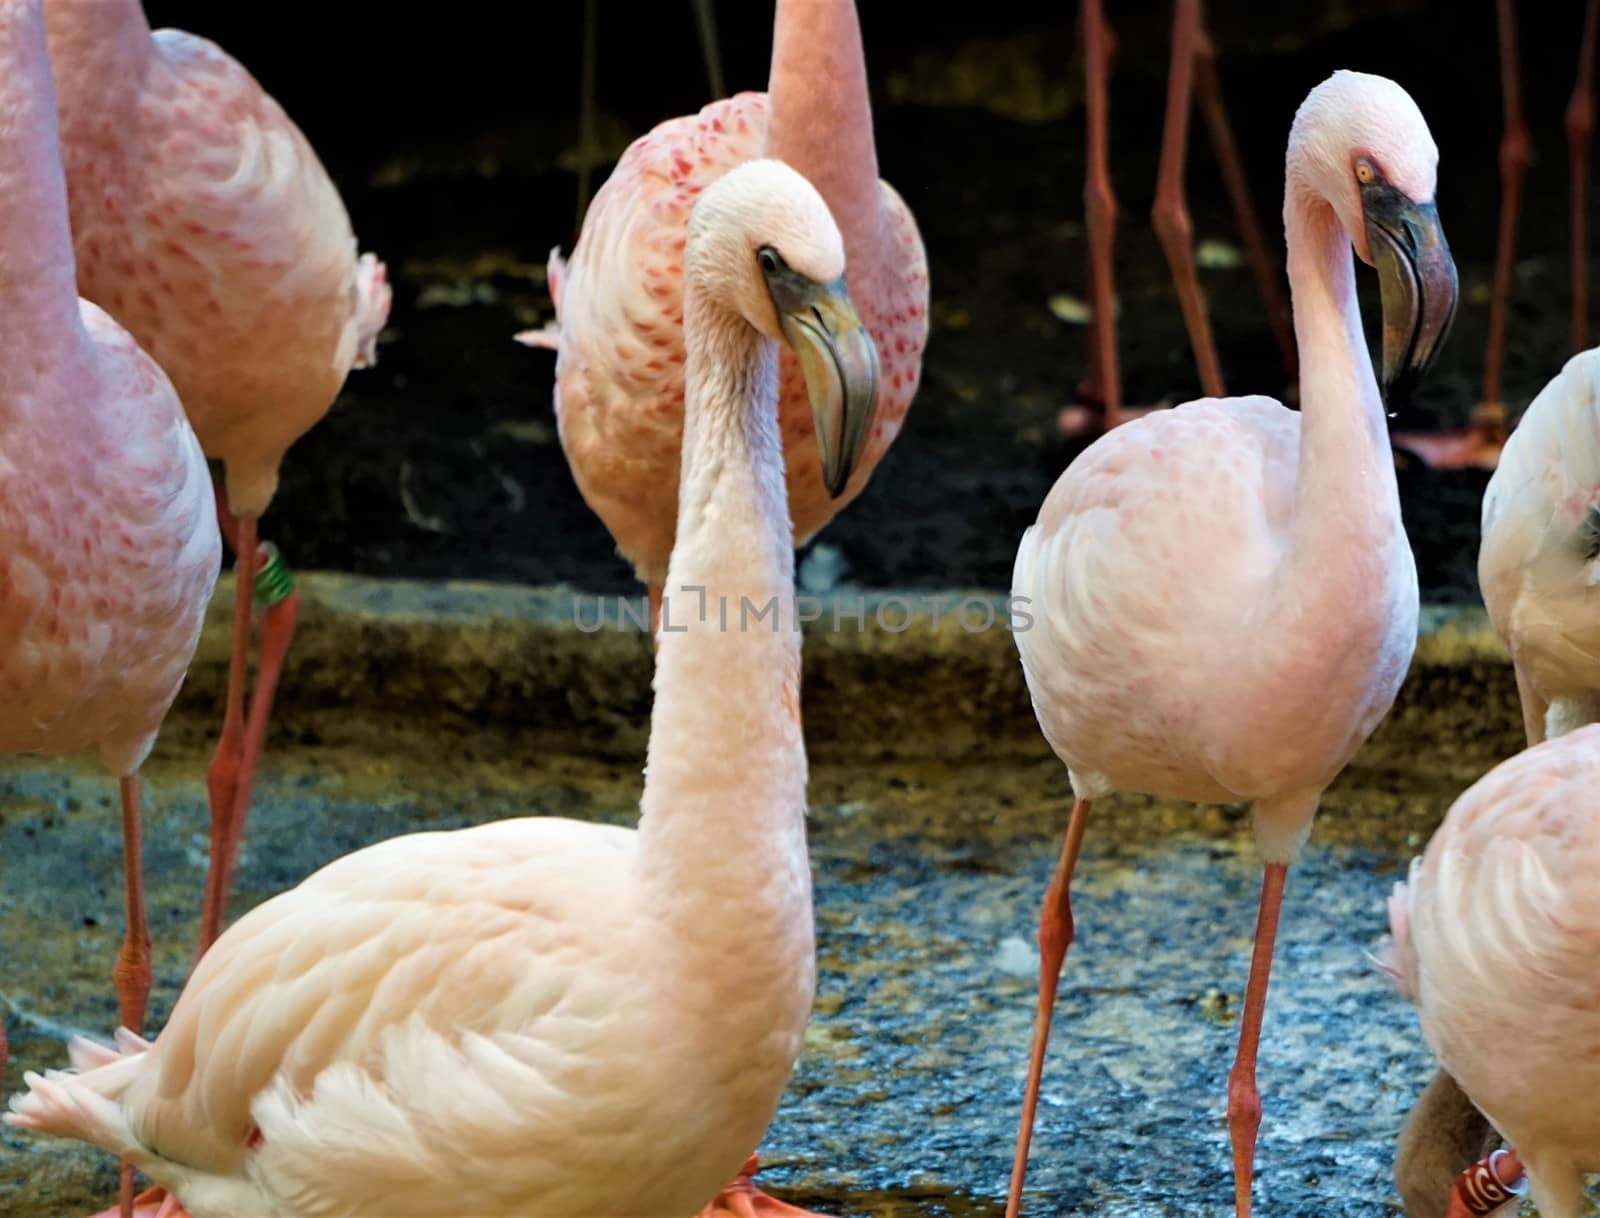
1392 0 1600 471
1006 71 1458 1218
1060 0 1297 437
1395 345 1600 1215
42 0 392 954
1384 724 1600 1218
0 0 219 1199
7 158 877 1218
528 0 927 631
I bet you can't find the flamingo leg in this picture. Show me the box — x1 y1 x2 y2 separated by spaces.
1004 797 1093 1218
1568 0 1599 352
1191 20 1297 393
1079 0 1120 426
693 1155 828 1218
199 515 257 952
114 774 150 1218
691 0 725 100
1227 862 1288 1218
1151 0 1225 400
1394 0 1524 470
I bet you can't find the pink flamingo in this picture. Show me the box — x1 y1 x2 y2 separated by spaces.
1006 71 1458 1218
1384 724 1600 1218
527 0 927 633
41 0 392 954
7 158 876 1218
1395 344 1600 1214
0 0 219 1207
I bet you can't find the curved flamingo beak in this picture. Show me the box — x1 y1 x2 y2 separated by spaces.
1363 180 1458 409
768 272 881 498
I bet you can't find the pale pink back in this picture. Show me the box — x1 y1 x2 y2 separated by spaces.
550 92 928 585
45 4 391 517
1387 725 1600 1214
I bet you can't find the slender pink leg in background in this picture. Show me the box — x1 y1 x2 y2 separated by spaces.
1004 797 1093 1218
1151 0 1226 400
1227 863 1288 1218
1079 0 1121 427
1567 0 1599 352
1394 0 1523 470
1192 19 1298 394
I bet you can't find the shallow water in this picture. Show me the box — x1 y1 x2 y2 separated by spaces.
0 707 1495 1216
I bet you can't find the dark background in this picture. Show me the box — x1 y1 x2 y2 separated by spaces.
137 0 1591 603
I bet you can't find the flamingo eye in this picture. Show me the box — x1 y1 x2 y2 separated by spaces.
1355 158 1377 185
757 247 781 274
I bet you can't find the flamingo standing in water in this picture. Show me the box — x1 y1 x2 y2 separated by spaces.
41 0 391 954
1393 345 1600 1215
528 0 928 632
1006 71 1458 1217
7 158 876 1218
1384 725 1600 1218
0 0 219 1202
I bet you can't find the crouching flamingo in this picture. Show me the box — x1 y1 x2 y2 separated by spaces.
8 159 876 1218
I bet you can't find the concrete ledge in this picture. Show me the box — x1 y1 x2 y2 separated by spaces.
178 574 1518 767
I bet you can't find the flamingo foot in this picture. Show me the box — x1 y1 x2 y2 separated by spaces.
83 1186 187 1218
1391 404 1507 471
1057 395 1177 439
692 1155 827 1218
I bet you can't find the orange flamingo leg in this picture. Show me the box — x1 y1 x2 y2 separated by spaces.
1394 0 1525 471
693 1155 828 1218
199 515 299 952
1444 1148 1526 1218
1226 862 1288 1218
1192 21 1297 394
114 774 151 1218
1567 0 1599 353
1151 0 1225 402
1059 0 1122 438
200 514 257 951
1004 797 1093 1218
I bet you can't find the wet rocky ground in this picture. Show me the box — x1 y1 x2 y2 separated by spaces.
0 590 1540 1217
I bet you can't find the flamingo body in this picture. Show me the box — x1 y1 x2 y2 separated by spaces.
1015 393 1417 854
9 818 811 1218
548 90 926 585
44 1 391 517
1386 724 1600 1218
0 300 219 776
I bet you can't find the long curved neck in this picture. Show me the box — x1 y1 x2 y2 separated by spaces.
42 0 154 114
1281 174 1402 591
0 0 84 391
636 282 810 941
766 0 881 292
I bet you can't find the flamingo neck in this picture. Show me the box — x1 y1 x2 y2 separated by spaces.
42 0 154 116
0 0 84 385
766 0 881 292
636 283 812 950
1281 176 1401 575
